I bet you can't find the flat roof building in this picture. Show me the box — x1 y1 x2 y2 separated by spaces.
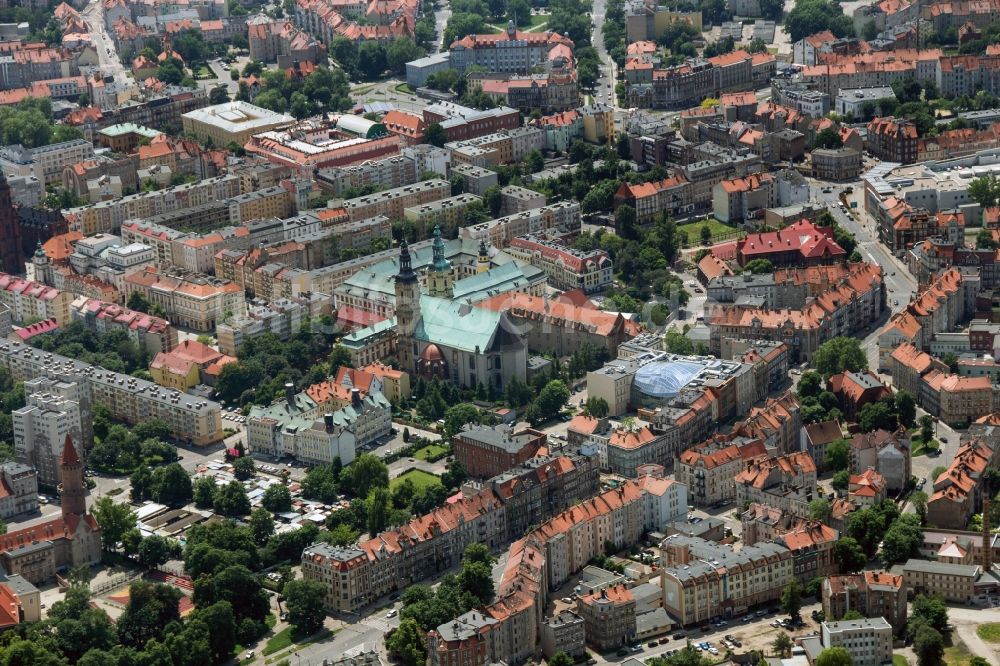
181 101 294 146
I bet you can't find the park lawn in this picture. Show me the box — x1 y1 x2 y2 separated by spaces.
527 14 548 28
911 437 939 457
944 641 974 666
414 443 447 461
263 627 295 656
893 655 909 666
977 623 1000 643
391 469 441 492
395 83 414 94
679 218 740 243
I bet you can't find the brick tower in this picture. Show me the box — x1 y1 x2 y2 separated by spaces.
59 435 87 519
0 174 22 275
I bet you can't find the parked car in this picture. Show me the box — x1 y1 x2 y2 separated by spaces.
386 609 398 618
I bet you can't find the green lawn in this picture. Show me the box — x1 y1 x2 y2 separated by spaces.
414 443 447 461
944 643 974 666
679 218 741 244
390 469 441 492
263 627 295 656
977 623 1000 643
893 655 909 666
395 83 414 94
911 436 939 457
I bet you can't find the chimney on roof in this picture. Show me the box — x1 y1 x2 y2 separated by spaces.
285 382 295 406
352 388 362 409
324 413 334 430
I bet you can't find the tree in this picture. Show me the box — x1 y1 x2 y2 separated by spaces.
816 647 854 666
507 0 531 24
883 512 922 563
913 625 944 666
772 632 793 658
262 483 292 513
443 403 482 439
283 579 327 634
759 0 784 19
209 85 229 104
366 486 391 536
813 337 867 377
896 390 916 428
359 40 387 79
785 0 855 42
459 559 494 603
342 454 389 499
425 122 447 147
214 480 251 516
781 580 802 621
814 127 844 149
524 149 545 174
700 225 712 245
920 414 934 444
968 174 1000 208
152 463 192 507
615 205 638 240
248 507 275 545
192 601 238 664
797 370 823 399
824 438 850 469
386 37 425 75
232 455 256 480
808 498 832 522
910 594 949 633
535 380 570 420
193 476 217 509
743 258 774 274
832 536 867 574
137 534 180 569
90 497 137 552
549 652 575 666
665 329 695 355
117 581 182 647
583 396 610 418
977 227 998 250
912 490 928 524
387 617 427 666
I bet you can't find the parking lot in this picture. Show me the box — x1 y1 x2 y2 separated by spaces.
590 601 823 664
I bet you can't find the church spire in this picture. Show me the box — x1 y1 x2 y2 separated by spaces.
397 239 417 283
428 225 453 299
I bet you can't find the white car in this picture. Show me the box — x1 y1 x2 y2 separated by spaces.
386 608 398 618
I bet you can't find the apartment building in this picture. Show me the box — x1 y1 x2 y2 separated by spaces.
659 535 793 625
710 261 884 361
69 297 177 355
820 618 893 666
867 117 918 164
878 268 974 369
849 429 911 493
813 147 863 180
428 610 500 666
460 202 581 248
301 450 600 613
734 451 817 510
577 585 636 650
149 340 235 390
123 267 246 332
12 391 82 488
247 17 324 66
0 463 38 519
0 274 73 326
828 370 890 421
403 194 482 230
901 559 989 604
773 521 839 583
540 611 586 658
216 296 312 355
712 172 776 224
675 434 767 506
507 235 612 293
926 440 995 529
0 140 94 187
625 0 701 41
341 179 451 223
247 388 391 466
449 24 574 74
0 341 223 446
293 0 415 48
822 572 907 632
315 154 422 196
64 175 241 235
453 425 547 479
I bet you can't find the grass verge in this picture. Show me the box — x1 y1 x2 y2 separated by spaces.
414 443 448 461
390 469 441 492
395 83 414 94
893 655 909 666
976 623 1000 643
